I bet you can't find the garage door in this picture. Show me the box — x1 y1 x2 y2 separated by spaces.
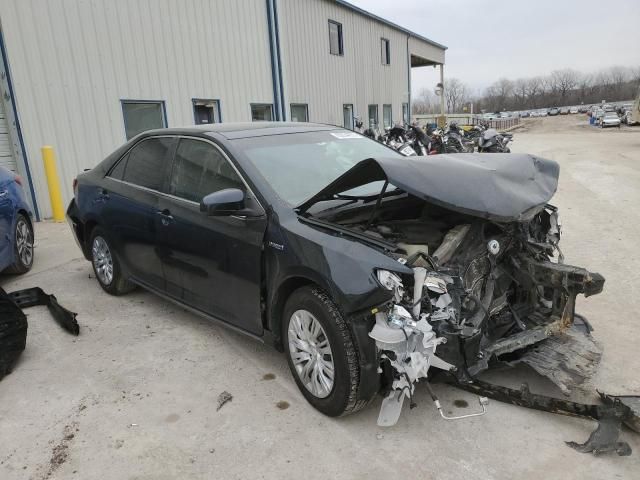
0 98 17 172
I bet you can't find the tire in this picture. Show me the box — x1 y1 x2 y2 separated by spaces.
89 227 135 295
283 286 368 417
4 214 34 274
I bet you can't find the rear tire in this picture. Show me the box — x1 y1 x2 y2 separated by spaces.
283 286 368 417
5 214 34 274
89 227 135 295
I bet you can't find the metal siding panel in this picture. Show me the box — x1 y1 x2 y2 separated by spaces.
278 0 423 127
0 0 274 218
0 100 16 171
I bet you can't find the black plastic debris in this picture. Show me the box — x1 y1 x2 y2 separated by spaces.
8 287 79 335
0 286 78 381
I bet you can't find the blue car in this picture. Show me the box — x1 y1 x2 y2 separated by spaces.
0 166 34 274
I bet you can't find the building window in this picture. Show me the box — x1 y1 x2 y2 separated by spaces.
402 103 409 124
328 20 343 56
383 104 392 128
290 104 309 122
381 38 390 65
343 104 354 130
121 100 167 140
251 104 273 121
193 99 221 124
368 104 378 128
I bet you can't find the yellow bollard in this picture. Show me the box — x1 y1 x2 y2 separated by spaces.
41 146 65 222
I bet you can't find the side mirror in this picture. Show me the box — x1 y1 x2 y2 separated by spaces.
200 188 246 216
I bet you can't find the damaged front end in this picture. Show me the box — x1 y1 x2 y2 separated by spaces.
365 205 605 426
296 155 614 428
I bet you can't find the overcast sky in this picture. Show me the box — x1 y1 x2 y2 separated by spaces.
349 0 640 95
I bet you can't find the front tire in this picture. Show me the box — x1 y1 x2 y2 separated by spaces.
5 214 34 274
89 227 135 295
283 286 367 417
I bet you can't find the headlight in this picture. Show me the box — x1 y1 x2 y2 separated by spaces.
376 269 403 291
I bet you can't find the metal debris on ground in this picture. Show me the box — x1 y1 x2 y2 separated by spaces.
216 391 233 411
453 379 639 456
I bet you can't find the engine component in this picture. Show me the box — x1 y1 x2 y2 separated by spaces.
432 224 470 264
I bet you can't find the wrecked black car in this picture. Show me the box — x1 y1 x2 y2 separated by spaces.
66 123 605 423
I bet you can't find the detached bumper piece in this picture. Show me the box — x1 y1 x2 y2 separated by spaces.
8 287 79 335
0 287 78 381
454 380 639 456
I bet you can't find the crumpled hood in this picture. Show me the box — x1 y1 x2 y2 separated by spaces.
296 154 559 222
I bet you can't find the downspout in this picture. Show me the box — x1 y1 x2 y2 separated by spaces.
406 35 411 123
266 0 281 120
273 0 286 121
0 27 39 220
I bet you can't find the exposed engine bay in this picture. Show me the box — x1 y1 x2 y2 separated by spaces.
318 193 605 426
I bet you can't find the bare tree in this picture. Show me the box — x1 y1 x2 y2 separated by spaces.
514 78 528 109
550 69 579 103
444 78 468 113
525 77 544 108
413 88 438 114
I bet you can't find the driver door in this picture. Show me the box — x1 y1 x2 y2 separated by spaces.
156 137 267 335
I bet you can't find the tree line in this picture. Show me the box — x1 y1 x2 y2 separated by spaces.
413 66 640 114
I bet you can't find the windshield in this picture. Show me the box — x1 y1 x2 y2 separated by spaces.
233 130 402 205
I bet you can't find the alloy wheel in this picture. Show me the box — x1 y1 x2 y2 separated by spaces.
92 236 114 286
15 218 34 267
287 309 335 398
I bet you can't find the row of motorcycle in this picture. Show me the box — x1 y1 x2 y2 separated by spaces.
355 118 513 156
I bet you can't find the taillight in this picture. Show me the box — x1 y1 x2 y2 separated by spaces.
14 175 23 186
73 178 78 197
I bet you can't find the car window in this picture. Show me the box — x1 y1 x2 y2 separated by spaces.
234 130 402 206
110 137 173 191
169 138 244 203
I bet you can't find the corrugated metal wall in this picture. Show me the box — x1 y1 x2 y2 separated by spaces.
0 0 444 219
0 99 16 171
0 0 274 218
277 0 443 127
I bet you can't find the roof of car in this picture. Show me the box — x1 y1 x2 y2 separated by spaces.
143 122 340 140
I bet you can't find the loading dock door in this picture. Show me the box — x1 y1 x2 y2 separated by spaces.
0 99 16 172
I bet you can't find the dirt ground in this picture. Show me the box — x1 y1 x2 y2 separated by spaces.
1 115 639 480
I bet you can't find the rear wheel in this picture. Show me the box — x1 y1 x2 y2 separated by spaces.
5 214 34 274
89 227 135 295
283 286 368 417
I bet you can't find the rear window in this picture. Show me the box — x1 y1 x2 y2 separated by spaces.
109 137 174 191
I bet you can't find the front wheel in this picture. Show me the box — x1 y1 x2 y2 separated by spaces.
89 227 135 295
283 286 368 417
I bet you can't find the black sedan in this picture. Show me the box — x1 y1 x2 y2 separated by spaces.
67 123 604 424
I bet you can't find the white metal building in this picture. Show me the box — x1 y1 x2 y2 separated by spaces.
0 0 445 219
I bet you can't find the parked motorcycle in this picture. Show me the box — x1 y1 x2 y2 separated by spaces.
477 128 512 153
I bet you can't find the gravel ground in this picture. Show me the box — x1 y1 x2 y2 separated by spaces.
1 115 639 479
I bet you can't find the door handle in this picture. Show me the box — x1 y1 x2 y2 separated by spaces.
157 209 174 226
95 188 109 202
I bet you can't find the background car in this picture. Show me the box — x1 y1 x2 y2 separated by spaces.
548 108 559 116
569 107 579 114
559 107 569 115
0 166 35 274
601 112 621 128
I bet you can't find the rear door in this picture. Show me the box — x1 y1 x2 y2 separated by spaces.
156 137 267 335
100 136 176 290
